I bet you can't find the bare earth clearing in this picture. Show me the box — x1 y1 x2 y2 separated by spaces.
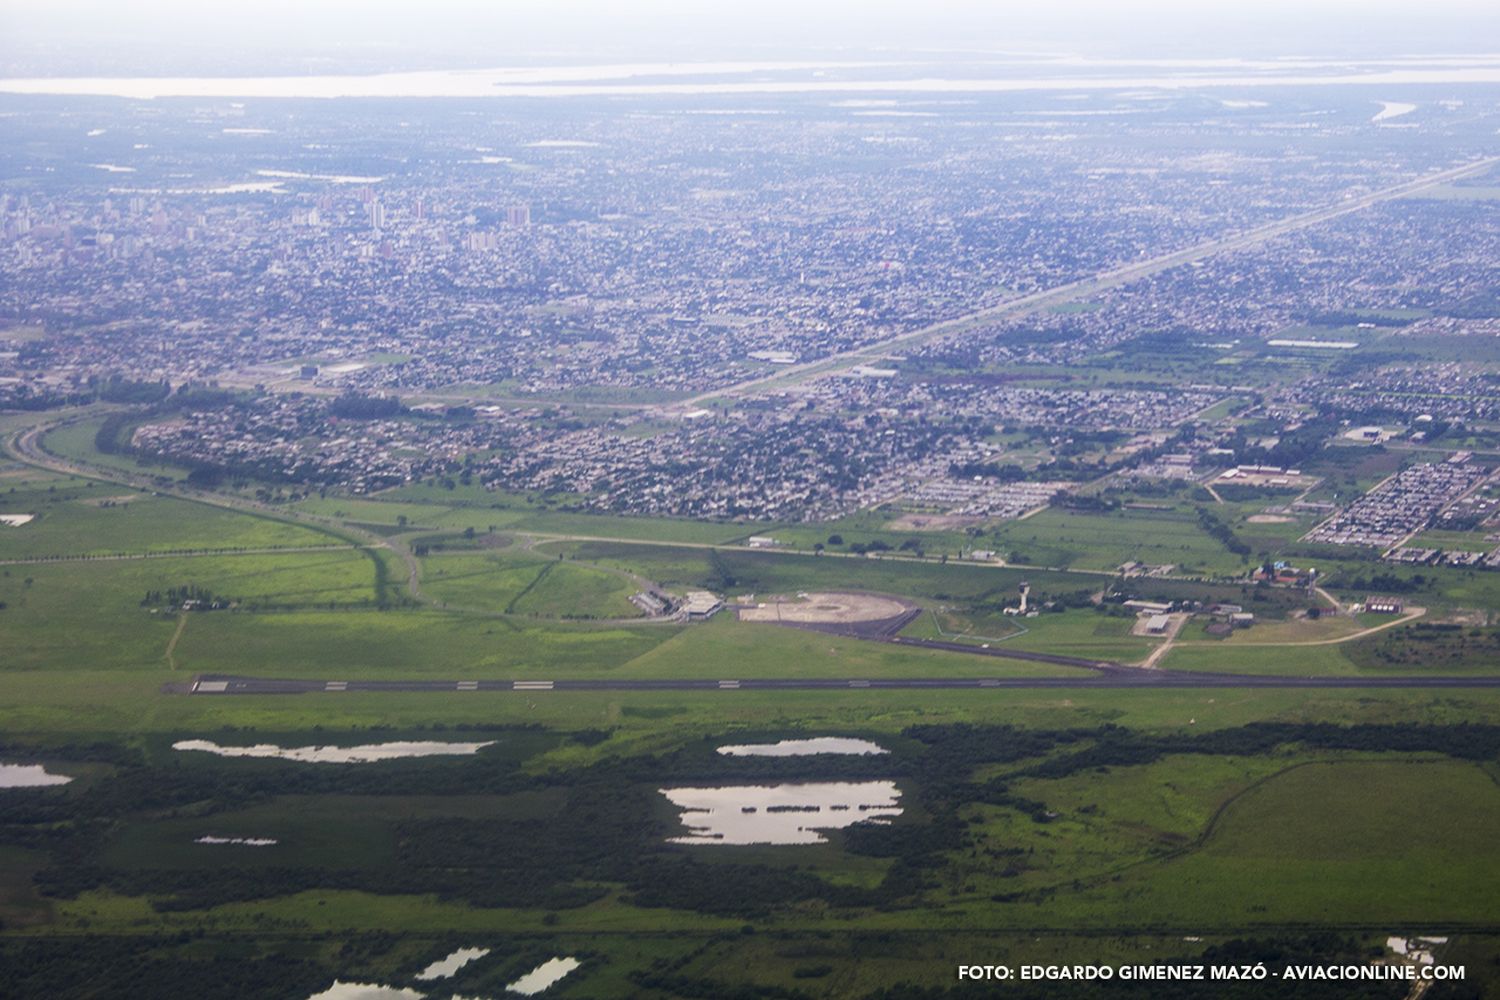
737 591 915 624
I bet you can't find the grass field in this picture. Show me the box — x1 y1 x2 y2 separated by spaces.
901 606 1156 662
989 506 1248 576
0 481 338 558
1071 759 1500 927
40 416 190 481
7 414 1500 997
0 549 386 671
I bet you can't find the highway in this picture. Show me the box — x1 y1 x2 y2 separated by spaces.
188 672 1500 695
680 154 1500 404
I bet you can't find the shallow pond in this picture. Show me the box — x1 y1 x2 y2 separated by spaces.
0 763 72 788
506 956 581 995
416 946 491 981
660 781 902 845
717 737 886 757
305 983 422 1000
172 739 495 764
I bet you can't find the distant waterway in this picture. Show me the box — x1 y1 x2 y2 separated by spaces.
4 61 1500 100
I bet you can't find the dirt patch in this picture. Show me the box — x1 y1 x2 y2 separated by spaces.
1246 514 1294 524
739 591 914 624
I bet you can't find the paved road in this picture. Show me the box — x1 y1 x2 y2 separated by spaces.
188 672 1500 695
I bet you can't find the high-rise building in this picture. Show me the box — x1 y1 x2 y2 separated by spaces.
506 204 531 227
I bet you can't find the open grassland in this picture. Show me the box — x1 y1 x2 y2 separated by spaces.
164 609 1086 683
1063 759 1500 928
988 506 1249 576
295 495 533 532
901 606 1156 662
418 547 553 610
1162 643 1365 676
1347 623 1500 672
296 492 764 545
507 561 642 619
103 789 569 872
0 482 338 559
966 753 1297 901
40 416 189 481
4 665 1500 743
6 716 1499 993
170 609 672 680
420 547 644 618
553 539 1094 604
0 548 382 611
0 549 385 671
7 420 1500 995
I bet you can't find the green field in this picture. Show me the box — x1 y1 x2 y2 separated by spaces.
988 506 1249 576
4 414 1500 998
419 545 645 619
0 485 337 560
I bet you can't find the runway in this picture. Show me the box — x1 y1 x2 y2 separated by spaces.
186 672 1500 695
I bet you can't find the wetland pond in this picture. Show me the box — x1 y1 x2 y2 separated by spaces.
172 739 495 763
507 957 582 995
306 983 421 1000
415 947 490 980
661 781 902 845
717 737 887 757
0 763 72 787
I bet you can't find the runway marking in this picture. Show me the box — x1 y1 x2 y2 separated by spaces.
182 674 1500 695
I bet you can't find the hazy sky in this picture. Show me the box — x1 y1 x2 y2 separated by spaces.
5 0 1500 75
